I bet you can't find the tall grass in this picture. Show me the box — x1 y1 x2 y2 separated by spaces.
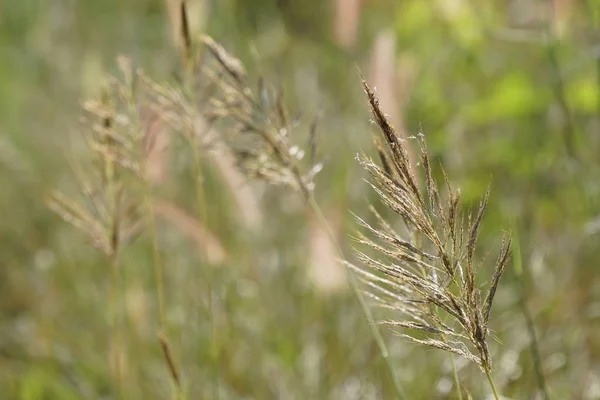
7 0 600 398
46 19 516 397
346 79 511 399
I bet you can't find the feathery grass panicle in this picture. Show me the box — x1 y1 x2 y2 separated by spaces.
46 58 191 256
199 36 323 199
47 64 152 257
137 35 322 198
134 36 321 201
138 71 217 150
350 78 512 380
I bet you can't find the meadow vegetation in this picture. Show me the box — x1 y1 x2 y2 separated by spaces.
1 1 600 399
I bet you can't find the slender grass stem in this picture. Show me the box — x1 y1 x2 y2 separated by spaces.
449 353 463 400
165 0 219 392
127 62 180 396
512 233 549 399
306 193 406 400
184 51 219 393
108 251 123 398
544 4 578 161
484 368 500 400
189 140 220 400
105 140 124 397
123 68 173 395
144 169 184 399
144 190 166 328
158 332 187 400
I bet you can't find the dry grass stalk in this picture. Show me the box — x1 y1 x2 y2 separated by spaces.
179 0 192 62
347 79 511 388
163 0 194 68
158 331 182 390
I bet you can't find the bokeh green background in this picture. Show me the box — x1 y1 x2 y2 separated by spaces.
1 0 600 398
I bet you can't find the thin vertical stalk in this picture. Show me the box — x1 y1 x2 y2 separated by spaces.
512 232 550 399
119 62 172 395
165 0 219 395
142 147 180 398
159 332 186 400
104 122 124 397
520 297 548 399
132 89 167 333
484 368 500 400
449 353 463 400
118 56 168 331
144 188 167 328
143 152 184 400
543 1 578 160
306 193 406 399
108 251 123 398
183 33 220 395
129 69 177 397
189 137 220 400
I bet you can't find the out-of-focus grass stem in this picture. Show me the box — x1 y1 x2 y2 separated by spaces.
306 193 407 400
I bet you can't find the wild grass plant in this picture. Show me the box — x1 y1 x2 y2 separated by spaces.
348 80 512 399
46 58 184 398
47 4 513 396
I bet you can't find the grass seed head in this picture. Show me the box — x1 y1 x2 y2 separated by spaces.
348 78 512 373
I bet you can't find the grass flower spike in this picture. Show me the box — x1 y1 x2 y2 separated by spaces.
347 78 511 397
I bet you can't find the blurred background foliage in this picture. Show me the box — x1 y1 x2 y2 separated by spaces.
1 0 600 398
